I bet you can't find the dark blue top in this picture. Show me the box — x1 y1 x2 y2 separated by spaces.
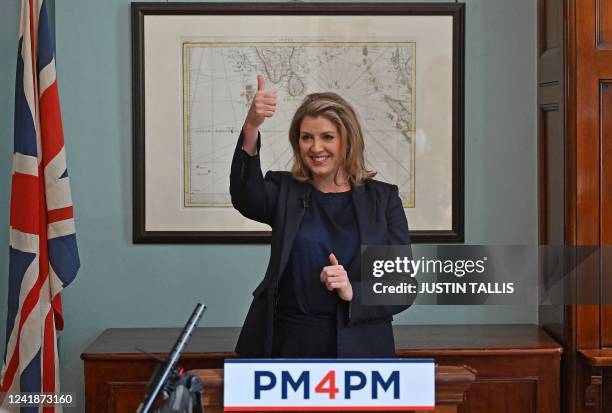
277 186 359 325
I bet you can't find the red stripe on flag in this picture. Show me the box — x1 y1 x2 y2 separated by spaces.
52 293 64 331
39 162 50 295
42 306 56 413
10 173 39 234
47 206 73 224
0 346 19 393
39 81 65 169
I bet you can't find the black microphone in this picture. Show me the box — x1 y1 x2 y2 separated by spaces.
299 194 310 209
136 303 206 413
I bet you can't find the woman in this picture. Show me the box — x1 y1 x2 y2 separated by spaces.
230 75 412 358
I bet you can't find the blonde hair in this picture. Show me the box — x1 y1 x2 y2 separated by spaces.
288 92 376 185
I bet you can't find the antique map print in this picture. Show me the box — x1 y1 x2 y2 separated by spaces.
183 41 416 207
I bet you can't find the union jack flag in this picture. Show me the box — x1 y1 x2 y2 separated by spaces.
1 0 79 411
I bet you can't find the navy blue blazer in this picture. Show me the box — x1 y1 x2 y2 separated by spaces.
230 132 413 358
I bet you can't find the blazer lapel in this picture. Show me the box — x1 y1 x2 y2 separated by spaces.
348 182 377 275
351 182 377 246
277 180 312 281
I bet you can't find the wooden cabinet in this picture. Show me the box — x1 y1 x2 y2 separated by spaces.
81 325 561 413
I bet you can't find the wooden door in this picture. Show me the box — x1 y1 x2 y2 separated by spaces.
572 0 612 347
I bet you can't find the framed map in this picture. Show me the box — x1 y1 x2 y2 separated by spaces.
183 41 416 208
132 3 465 243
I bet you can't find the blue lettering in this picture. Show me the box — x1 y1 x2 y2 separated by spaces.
281 371 310 399
344 371 367 399
372 371 400 399
254 371 276 399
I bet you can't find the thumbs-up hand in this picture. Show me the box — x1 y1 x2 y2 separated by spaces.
242 75 277 155
320 253 353 302
244 74 277 133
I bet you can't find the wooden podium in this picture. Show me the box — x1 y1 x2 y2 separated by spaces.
191 365 476 413
82 325 561 412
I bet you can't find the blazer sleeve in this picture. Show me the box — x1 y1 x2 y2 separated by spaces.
229 129 280 226
347 184 415 325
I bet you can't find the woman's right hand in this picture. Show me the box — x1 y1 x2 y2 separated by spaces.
242 75 277 155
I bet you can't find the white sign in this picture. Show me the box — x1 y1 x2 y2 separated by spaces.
224 359 435 411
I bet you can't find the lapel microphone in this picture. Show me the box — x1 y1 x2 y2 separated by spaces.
299 194 311 209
